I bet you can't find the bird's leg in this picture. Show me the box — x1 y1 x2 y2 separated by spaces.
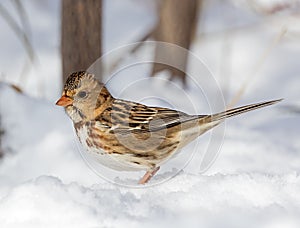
138 167 160 184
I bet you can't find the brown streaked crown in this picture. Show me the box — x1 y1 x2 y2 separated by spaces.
64 71 90 91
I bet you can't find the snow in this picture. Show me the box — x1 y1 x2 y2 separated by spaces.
1 174 300 228
0 0 300 227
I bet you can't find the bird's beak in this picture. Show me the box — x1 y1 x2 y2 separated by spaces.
56 95 73 107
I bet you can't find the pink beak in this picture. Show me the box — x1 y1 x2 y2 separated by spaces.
56 95 73 107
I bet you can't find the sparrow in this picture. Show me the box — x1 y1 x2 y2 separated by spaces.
56 71 281 184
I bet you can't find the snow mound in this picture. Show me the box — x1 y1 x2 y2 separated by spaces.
1 174 300 228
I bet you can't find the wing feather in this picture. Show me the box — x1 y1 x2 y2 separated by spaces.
108 100 206 134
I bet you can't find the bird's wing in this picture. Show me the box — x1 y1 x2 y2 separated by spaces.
108 100 206 134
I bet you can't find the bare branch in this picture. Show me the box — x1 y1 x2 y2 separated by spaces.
0 3 35 62
227 27 287 109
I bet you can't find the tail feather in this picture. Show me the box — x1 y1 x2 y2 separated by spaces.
209 99 282 122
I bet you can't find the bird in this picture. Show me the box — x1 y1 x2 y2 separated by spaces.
56 71 281 184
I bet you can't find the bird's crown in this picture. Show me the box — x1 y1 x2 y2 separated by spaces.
64 71 95 91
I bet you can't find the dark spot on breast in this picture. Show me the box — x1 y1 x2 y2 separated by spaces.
134 153 157 159
86 138 93 147
111 150 123 155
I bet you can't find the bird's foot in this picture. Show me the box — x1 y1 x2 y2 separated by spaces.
138 167 160 184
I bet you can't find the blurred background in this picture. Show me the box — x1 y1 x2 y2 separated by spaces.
0 0 299 99
0 0 300 227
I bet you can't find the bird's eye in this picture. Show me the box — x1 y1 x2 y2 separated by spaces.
78 91 87 98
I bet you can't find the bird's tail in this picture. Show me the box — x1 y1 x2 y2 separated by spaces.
207 99 282 123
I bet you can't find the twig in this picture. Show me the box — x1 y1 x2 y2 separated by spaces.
195 13 294 42
0 3 35 62
12 0 38 92
108 28 154 75
247 0 300 15
0 0 36 89
12 0 32 38
226 27 287 109
218 22 234 103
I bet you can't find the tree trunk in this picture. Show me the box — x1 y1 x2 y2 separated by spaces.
152 0 200 85
61 0 102 83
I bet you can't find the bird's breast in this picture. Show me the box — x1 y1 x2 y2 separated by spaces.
75 123 147 171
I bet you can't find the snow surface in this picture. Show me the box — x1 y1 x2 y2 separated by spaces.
0 0 300 227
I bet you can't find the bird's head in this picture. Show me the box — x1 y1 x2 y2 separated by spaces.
56 71 112 123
